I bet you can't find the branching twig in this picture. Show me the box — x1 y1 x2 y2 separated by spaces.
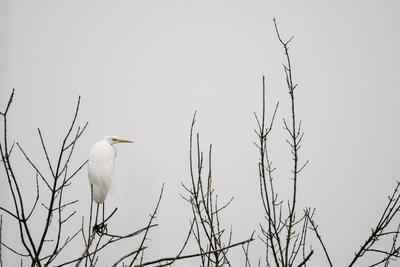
127 184 164 267
0 90 87 266
348 181 400 266
135 236 254 267
254 19 317 267
179 112 254 266
306 210 333 267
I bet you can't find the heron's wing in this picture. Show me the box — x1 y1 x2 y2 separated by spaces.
88 141 115 203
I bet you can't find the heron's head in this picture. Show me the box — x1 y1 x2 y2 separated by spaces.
103 135 134 145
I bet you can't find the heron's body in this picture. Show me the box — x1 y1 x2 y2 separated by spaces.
88 140 116 203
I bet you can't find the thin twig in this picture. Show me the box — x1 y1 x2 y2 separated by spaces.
306 210 333 267
128 184 164 266
136 236 254 267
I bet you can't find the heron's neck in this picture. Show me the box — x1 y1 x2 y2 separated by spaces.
112 145 117 158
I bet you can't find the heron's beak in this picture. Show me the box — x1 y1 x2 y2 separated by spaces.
116 138 134 143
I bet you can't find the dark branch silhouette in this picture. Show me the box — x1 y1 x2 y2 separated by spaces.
254 19 314 266
0 89 87 266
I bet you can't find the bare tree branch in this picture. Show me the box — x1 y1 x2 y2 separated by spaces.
306 209 333 267
348 181 400 266
135 236 254 267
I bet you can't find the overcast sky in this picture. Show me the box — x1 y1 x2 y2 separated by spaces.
1 0 400 266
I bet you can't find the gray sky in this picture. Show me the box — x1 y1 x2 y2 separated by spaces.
1 0 400 266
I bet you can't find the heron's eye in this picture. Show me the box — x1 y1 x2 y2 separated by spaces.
112 138 117 142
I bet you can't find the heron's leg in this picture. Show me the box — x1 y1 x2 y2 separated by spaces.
95 203 99 226
102 203 105 223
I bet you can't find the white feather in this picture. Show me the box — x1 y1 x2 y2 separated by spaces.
88 139 116 203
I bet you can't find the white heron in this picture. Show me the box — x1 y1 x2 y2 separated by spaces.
88 135 133 226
